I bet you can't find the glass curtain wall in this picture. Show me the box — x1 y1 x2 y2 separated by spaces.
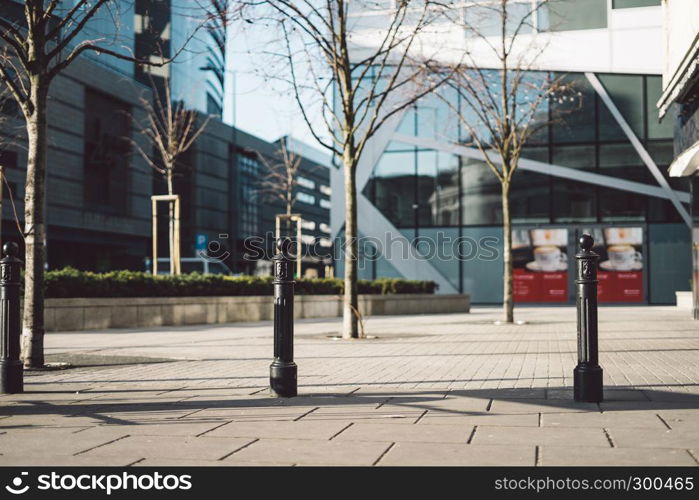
367 72 680 230
362 72 686 302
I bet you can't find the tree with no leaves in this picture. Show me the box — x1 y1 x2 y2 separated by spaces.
134 75 211 275
243 0 455 339
434 0 578 323
0 1 189 367
256 139 302 225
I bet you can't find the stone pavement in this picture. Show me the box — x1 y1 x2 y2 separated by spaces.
1 306 698 466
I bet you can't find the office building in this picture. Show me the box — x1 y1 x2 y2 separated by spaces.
0 0 330 275
332 0 691 304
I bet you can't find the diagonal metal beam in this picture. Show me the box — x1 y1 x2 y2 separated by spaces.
585 72 691 227
393 133 691 204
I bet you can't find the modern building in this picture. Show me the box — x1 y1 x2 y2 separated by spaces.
135 0 227 117
0 0 330 275
333 0 691 304
659 0 699 317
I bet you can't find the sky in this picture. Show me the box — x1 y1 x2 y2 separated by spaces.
222 23 331 163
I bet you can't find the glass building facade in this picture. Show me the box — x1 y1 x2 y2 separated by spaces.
356 71 692 304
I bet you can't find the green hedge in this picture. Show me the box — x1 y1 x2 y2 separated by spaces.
43 268 437 298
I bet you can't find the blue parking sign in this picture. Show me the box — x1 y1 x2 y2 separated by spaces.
195 233 208 252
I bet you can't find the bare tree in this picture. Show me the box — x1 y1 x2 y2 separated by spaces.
244 0 455 339
434 0 577 323
134 75 211 275
256 139 302 224
0 1 194 367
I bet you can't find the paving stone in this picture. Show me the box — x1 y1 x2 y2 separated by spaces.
388 395 490 413
378 442 534 466
223 438 389 466
94 419 234 436
0 427 128 457
489 399 599 414
547 389 648 401
81 435 254 460
134 457 280 467
452 388 547 399
186 406 310 421
542 411 668 429
0 414 102 429
335 422 474 444
607 427 699 449
205 420 353 440
0 455 140 466
301 405 424 424
541 446 698 466
657 410 699 430
471 425 611 447
642 390 699 402
419 412 539 427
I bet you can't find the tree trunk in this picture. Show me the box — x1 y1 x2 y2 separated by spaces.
501 180 514 323
22 83 49 368
342 149 359 339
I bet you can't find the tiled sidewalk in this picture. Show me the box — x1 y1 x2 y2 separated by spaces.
0 306 698 466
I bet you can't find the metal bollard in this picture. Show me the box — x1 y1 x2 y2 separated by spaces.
0 242 23 394
574 234 603 402
270 238 297 397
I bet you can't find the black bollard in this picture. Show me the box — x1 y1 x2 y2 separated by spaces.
574 234 603 403
270 238 297 397
0 242 23 394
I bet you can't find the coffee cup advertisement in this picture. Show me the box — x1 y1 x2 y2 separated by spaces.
583 226 644 303
512 228 568 303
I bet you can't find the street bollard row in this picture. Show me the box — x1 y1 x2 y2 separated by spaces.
0 242 23 394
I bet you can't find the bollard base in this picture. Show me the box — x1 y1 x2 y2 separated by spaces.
0 360 23 394
574 363 603 403
270 360 297 398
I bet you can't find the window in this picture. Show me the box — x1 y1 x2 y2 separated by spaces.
319 222 331 234
297 192 316 205
319 199 331 209
612 0 660 8
541 0 607 32
646 76 674 139
319 185 331 196
297 176 315 189
238 154 260 236
598 74 644 140
371 150 415 227
464 1 535 37
301 220 316 231
83 88 131 214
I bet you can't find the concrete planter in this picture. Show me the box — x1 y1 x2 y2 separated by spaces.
676 291 693 311
44 293 470 332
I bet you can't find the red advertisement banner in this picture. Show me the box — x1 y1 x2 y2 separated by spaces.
513 228 568 304
586 226 644 303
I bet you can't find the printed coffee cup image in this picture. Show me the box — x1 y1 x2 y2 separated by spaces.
603 227 642 246
606 244 642 271
530 229 567 247
530 245 567 272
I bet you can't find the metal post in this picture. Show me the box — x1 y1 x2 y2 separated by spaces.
574 234 603 402
270 238 297 397
0 242 23 394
